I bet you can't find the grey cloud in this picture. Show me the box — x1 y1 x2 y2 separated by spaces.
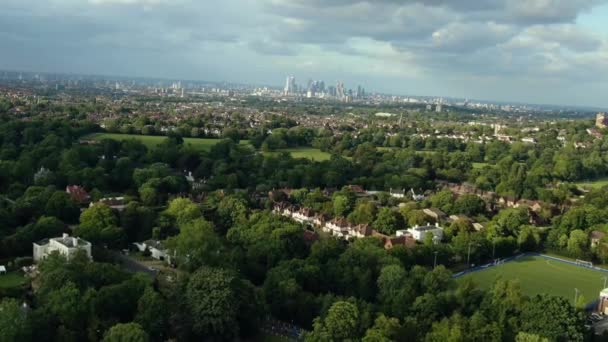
430 22 517 52
248 40 297 56
0 0 607 107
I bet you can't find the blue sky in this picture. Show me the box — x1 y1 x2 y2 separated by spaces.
578 3 608 34
1 0 607 108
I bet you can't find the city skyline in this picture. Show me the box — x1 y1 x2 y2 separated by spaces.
0 0 608 107
1 0 607 108
3 68 607 111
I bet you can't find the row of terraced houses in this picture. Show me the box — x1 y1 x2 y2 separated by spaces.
273 202 444 250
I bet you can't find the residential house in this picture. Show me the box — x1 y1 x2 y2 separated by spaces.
521 137 537 144
313 213 331 227
410 188 425 201
272 202 289 215
449 214 471 222
292 207 315 225
591 231 606 248
389 188 406 199
66 185 91 204
423 208 447 221
184 171 205 191
403 223 444 242
515 199 543 212
323 218 351 239
372 231 416 250
133 240 169 261
498 196 517 208
92 197 127 211
472 222 486 231
345 185 366 195
33 234 92 262
350 224 372 239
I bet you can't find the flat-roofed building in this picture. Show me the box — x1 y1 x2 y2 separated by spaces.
402 223 444 242
33 233 92 262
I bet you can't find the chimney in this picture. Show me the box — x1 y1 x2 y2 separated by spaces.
62 233 69 239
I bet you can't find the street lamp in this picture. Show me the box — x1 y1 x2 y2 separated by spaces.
467 242 479 268
492 238 496 259
574 288 580 306
433 251 439 269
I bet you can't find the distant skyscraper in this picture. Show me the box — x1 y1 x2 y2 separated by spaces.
284 76 296 95
435 98 443 113
328 86 336 97
336 82 345 100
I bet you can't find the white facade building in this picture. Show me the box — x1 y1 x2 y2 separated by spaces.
323 218 351 238
33 234 92 262
404 223 444 242
134 240 169 261
292 208 314 224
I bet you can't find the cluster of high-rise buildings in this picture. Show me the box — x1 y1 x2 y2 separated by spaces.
283 76 365 102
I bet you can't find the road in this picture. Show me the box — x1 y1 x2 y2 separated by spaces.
109 250 158 277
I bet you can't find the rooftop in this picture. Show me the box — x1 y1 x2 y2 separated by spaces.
410 224 443 232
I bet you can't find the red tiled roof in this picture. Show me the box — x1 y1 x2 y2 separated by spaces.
66 185 90 203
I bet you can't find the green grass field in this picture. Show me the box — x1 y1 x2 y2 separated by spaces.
575 178 608 189
376 147 437 155
85 133 330 161
457 256 607 302
264 148 332 161
0 272 26 289
472 162 488 169
84 133 250 152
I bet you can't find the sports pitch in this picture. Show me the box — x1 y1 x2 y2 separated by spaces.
457 255 608 302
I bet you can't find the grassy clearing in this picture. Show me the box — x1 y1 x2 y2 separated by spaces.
472 162 488 169
85 133 330 161
0 272 27 289
265 148 332 161
84 133 250 152
575 178 608 189
377 147 438 155
457 255 607 302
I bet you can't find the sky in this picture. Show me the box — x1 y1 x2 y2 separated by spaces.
1 0 608 108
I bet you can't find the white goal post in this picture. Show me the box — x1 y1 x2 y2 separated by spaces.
575 259 593 267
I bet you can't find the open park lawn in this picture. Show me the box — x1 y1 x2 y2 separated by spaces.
457 255 608 303
84 133 250 152
264 147 332 161
86 133 331 161
0 272 27 289
575 178 608 189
